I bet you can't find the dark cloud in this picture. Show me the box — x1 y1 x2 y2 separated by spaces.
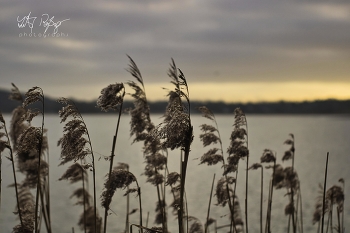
1 0 350 100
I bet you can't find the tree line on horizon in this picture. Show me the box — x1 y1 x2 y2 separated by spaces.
1 89 350 114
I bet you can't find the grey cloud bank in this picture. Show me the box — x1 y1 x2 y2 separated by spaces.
1 0 350 101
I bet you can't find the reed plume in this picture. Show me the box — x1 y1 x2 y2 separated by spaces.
59 163 88 184
225 107 247 179
6 84 39 232
1 111 27 231
313 184 326 231
260 149 276 233
198 106 238 231
57 98 92 165
101 168 143 232
78 206 102 233
325 185 344 233
96 82 126 233
282 134 298 233
155 59 193 233
20 86 49 233
58 97 99 233
12 184 35 233
197 106 223 166
166 171 181 215
96 83 125 112
101 169 136 210
186 216 204 233
215 176 236 207
9 83 24 103
127 56 168 232
248 163 263 233
115 162 132 233
226 108 249 233
58 146 91 233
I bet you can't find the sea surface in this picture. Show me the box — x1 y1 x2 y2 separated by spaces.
0 114 349 233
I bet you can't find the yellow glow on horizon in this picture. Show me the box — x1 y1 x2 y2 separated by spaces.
140 81 350 103
48 81 350 103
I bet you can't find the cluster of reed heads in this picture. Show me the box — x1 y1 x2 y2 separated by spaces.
0 56 345 233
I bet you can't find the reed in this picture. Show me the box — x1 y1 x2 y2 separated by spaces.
155 59 193 233
0 57 348 233
96 82 125 233
57 97 101 233
126 56 168 232
248 163 263 233
197 106 237 231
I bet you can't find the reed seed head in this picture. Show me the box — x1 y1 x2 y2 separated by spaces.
166 172 180 186
57 100 91 165
260 149 276 163
248 163 262 170
198 106 215 121
9 83 24 103
199 148 223 166
215 177 235 207
187 216 204 233
101 169 137 209
70 187 91 206
23 86 43 108
78 206 102 233
59 163 87 183
10 106 29 150
285 202 295 216
13 185 35 233
97 83 125 112
326 185 344 210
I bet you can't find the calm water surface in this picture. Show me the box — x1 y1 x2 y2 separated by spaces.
1 114 349 233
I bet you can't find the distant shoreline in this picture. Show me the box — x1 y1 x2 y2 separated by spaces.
1 89 350 114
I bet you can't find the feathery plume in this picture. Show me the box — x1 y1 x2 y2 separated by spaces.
199 148 223 166
226 108 248 175
215 176 236 207
154 200 167 225
326 185 344 211
57 98 91 165
10 106 28 151
100 169 137 209
248 163 262 170
9 83 24 103
70 188 91 206
96 83 125 112
282 134 295 162
23 86 43 108
187 216 204 233
157 60 192 151
13 185 35 233
313 184 325 224
232 195 244 232
59 163 87 183
78 206 102 233
260 149 276 163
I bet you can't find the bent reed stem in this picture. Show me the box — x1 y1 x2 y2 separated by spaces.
103 100 124 233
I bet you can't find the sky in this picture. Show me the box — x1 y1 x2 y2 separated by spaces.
1 0 350 103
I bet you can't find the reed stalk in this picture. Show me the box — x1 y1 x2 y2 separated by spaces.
23 87 45 233
0 118 24 229
321 152 329 233
103 99 124 233
205 174 216 233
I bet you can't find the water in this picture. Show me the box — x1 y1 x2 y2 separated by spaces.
0 114 349 233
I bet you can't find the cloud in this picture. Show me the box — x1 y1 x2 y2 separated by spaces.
1 0 350 101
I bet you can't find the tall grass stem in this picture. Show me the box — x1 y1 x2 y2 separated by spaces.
103 100 124 233
321 152 329 233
